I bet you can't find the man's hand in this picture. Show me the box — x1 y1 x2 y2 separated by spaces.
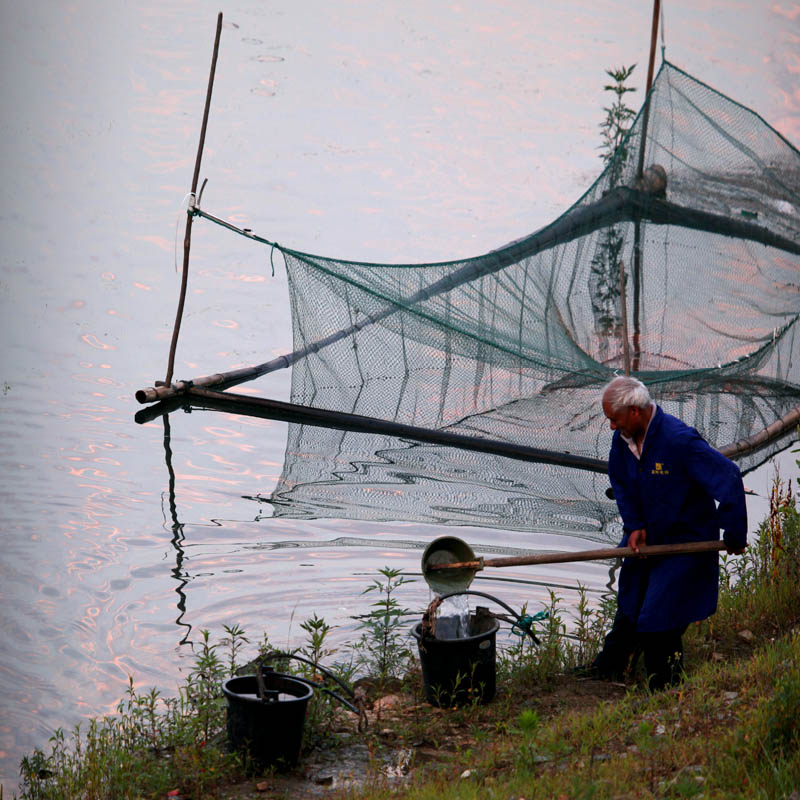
725 542 747 556
628 528 647 556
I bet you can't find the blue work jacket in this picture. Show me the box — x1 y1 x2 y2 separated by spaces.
609 406 747 632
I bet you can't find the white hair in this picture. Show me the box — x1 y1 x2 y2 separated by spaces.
602 376 651 412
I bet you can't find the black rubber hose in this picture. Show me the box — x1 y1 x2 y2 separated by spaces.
282 674 359 716
436 589 540 644
260 651 355 697
258 664 360 715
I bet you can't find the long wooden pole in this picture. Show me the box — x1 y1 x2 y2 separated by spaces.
134 379 800 471
632 224 642 372
164 13 224 387
618 258 632 375
182 386 610 472
636 0 661 180
632 0 661 372
426 539 726 573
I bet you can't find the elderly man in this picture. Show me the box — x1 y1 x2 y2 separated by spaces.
590 376 747 690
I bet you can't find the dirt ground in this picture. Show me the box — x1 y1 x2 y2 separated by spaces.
214 675 628 799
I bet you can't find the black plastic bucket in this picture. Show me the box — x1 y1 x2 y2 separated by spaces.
222 671 313 769
412 614 500 707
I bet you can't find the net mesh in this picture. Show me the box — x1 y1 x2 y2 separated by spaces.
207 62 800 539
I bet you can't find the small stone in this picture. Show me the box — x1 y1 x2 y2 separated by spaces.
724 691 739 701
373 694 403 712
738 629 755 643
460 769 472 778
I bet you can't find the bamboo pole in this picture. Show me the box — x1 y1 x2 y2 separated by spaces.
720 404 800 460
426 539 726 573
636 0 661 180
153 385 611 473
632 223 642 372
137 358 291 404
618 259 632 375
137 382 800 479
632 0 662 372
164 13 224 388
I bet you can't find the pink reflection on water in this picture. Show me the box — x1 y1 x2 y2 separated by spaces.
202 425 244 439
135 233 173 252
81 334 116 351
176 262 264 284
68 467 110 479
174 473 242 487
771 4 800 21
136 87 200 118
70 372 125 388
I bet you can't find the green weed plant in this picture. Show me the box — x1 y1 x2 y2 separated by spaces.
352 566 415 687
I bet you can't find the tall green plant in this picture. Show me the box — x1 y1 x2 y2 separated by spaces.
353 566 414 685
185 629 227 742
300 612 336 674
599 64 638 187
590 64 637 346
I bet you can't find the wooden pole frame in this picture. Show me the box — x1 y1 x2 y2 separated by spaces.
636 0 662 180
618 258 632 375
135 383 800 473
632 0 662 372
173 385 610 473
164 13 224 387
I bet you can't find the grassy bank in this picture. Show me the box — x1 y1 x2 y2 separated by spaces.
335 472 800 800
15 470 799 800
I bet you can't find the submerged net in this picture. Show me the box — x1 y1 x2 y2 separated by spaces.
197 62 800 540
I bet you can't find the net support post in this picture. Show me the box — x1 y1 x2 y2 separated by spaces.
164 12 223 388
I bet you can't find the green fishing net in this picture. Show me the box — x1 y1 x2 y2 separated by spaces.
198 62 800 538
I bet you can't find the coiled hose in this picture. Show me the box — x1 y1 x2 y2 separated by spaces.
433 590 543 644
259 651 368 731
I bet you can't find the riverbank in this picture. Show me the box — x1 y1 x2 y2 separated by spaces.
15 473 799 800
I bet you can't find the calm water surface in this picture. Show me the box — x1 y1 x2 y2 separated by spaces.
1 1 798 791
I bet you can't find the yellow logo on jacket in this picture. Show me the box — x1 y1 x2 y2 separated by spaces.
651 462 669 475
